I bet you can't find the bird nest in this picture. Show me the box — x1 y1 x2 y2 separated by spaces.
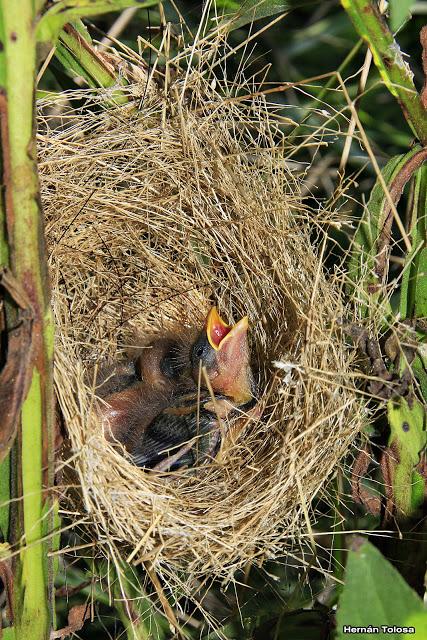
37 39 361 584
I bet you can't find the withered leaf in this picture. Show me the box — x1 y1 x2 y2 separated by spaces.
50 604 90 639
351 447 381 516
0 269 33 461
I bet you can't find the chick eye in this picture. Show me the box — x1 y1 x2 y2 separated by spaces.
195 346 204 358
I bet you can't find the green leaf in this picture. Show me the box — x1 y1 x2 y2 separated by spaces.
55 40 99 89
37 0 156 45
400 164 427 319
410 470 425 511
336 538 424 638
70 17 92 43
42 497 61 629
404 611 427 636
217 0 313 31
387 397 426 517
56 27 117 89
389 0 414 32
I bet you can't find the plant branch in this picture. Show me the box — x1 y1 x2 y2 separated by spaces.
341 0 427 145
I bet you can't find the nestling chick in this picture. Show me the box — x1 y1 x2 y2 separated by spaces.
190 306 255 404
131 307 257 470
99 307 257 471
98 337 191 444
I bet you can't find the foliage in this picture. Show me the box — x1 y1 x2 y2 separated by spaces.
216 0 311 30
336 538 427 638
389 0 416 32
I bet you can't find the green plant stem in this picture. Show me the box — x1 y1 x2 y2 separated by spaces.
332 471 345 586
0 0 55 638
341 0 427 145
20 372 48 637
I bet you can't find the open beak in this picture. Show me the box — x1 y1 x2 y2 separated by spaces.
206 308 253 404
206 306 231 349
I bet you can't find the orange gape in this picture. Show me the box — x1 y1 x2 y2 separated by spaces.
97 307 257 471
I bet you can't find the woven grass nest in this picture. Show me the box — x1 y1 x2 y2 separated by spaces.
38 41 362 583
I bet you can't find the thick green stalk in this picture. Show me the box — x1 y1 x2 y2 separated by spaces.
0 0 54 638
19 373 48 638
341 0 427 145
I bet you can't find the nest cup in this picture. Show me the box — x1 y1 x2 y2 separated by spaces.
38 47 361 581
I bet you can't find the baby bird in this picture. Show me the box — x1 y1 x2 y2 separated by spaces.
132 307 257 471
99 307 257 471
98 337 189 445
190 306 254 405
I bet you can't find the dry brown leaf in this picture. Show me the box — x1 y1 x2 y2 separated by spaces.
50 604 90 640
0 269 33 461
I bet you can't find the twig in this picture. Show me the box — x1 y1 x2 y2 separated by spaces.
55 579 93 599
339 47 372 174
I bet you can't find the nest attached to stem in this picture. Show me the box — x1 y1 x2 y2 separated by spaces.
38 38 361 585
